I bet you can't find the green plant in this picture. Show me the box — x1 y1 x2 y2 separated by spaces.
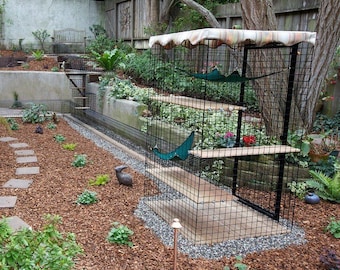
6 118 19 130
92 48 130 71
287 181 308 199
72 154 87 167
51 66 59 72
325 217 340 238
22 103 49 123
62 143 77 151
11 91 22 108
76 190 98 205
201 159 225 183
22 62 30 69
0 116 11 132
32 49 44 61
306 161 340 203
224 255 249 270
32 29 50 51
89 174 110 186
47 122 57 129
0 214 83 269
107 222 133 247
54 134 66 143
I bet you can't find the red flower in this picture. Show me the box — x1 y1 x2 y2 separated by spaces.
242 135 256 146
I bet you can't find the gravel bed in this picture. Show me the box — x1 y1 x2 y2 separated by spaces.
64 115 307 260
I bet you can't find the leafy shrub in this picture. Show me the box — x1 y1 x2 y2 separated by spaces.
32 49 44 61
22 103 49 123
89 174 110 186
287 181 308 199
86 34 116 55
325 217 340 238
224 255 249 270
72 154 87 167
76 190 98 205
54 134 66 143
92 49 130 71
107 222 133 247
51 66 59 72
6 118 19 130
62 143 77 151
306 164 340 203
47 122 57 129
0 214 83 270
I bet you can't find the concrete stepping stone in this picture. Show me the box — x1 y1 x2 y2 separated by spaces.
0 196 17 208
3 178 33 189
0 137 18 142
5 216 32 231
16 166 40 175
15 149 35 156
16 156 38 163
9 142 29 148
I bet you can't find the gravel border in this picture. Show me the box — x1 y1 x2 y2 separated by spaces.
64 115 307 260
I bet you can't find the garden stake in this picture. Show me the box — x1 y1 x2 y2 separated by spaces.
171 218 182 270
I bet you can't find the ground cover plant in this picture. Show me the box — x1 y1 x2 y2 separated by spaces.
0 117 339 269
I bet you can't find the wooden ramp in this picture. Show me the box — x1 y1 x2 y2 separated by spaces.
146 198 289 245
146 167 234 203
151 95 246 111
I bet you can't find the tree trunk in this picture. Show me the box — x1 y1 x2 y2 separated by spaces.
299 0 340 131
240 0 288 136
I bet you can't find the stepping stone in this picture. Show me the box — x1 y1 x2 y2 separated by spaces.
0 137 18 142
15 149 35 156
5 216 32 231
9 142 29 148
16 156 38 163
16 167 40 175
3 179 33 189
0 196 17 208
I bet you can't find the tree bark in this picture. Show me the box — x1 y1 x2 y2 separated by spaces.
299 0 340 131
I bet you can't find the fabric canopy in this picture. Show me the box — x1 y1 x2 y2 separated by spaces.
149 28 316 49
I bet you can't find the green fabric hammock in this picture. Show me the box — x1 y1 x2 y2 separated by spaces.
153 131 195 161
190 69 283 82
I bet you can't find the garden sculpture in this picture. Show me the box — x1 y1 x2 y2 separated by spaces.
115 165 133 187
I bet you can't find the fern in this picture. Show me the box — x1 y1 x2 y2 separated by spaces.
306 170 340 203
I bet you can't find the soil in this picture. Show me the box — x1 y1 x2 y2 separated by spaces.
0 50 59 71
0 117 339 270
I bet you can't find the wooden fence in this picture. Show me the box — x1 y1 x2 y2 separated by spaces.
105 0 319 49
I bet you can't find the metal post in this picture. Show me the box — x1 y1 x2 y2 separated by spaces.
171 218 182 270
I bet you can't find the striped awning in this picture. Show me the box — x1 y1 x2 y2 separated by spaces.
149 28 316 49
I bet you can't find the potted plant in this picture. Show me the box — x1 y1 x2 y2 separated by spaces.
305 131 337 163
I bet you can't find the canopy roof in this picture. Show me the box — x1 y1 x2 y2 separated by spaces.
149 28 316 49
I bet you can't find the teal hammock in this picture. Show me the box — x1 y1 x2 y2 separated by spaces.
190 69 284 82
153 131 195 161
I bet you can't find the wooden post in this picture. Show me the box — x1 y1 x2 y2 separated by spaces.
171 218 182 270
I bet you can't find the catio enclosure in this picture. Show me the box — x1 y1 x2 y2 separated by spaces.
144 28 316 245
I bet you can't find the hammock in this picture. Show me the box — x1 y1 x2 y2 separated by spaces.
190 69 284 82
153 131 195 161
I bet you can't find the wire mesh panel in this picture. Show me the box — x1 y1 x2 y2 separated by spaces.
144 29 314 244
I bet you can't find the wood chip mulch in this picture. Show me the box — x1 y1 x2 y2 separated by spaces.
0 117 339 270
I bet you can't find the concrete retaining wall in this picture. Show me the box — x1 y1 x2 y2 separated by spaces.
0 71 72 107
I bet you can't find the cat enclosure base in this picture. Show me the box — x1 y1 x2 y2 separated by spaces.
146 198 288 245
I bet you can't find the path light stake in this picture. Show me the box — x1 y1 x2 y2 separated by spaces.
171 218 182 270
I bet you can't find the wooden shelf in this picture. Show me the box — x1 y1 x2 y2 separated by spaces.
151 95 246 111
147 167 234 203
75 106 90 110
189 145 300 158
